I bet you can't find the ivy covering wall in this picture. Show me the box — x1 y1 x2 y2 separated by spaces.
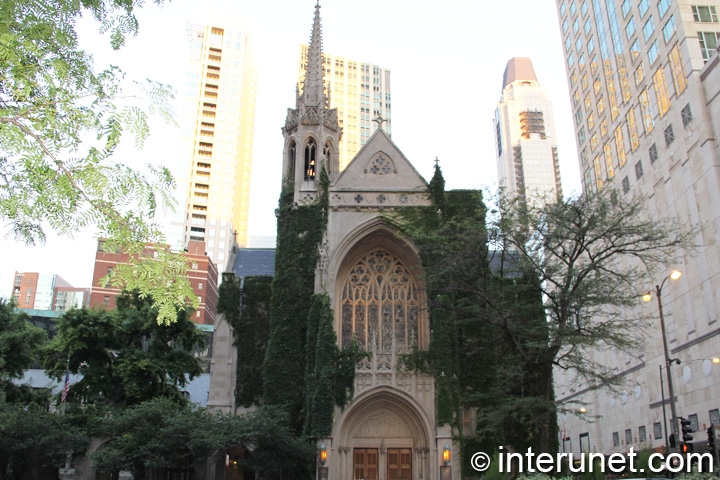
393 165 557 472
261 169 329 434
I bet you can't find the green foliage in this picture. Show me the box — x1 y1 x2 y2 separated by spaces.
0 299 47 382
91 398 203 479
43 291 204 406
226 275 273 408
95 402 315 480
304 294 337 438
0 402 89 480
0 0 195 325
263 170 329 433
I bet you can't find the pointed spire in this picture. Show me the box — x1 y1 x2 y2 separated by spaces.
301 1 325 107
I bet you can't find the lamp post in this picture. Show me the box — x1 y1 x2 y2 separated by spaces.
643 270 682 451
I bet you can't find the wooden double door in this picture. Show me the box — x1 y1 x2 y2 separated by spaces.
354 448 411 480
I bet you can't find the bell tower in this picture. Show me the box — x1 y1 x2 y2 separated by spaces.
281 1 341 204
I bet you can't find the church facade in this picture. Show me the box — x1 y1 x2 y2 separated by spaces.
209 3 457 479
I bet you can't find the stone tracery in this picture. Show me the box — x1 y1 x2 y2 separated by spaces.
340 248 419 353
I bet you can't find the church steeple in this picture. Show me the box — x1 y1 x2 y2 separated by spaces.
281 1 341 202
299 1 325 108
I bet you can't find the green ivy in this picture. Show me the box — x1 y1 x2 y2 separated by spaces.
262 169 329 434
391 164 557 455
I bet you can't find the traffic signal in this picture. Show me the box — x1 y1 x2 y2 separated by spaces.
681 442 694 453
708 427 716 450
669 433 676 448
680 417 694 443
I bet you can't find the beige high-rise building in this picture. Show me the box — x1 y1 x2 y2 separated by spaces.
298 45 391 170
494 57 564 206
553 0 720 457
169 22 257 271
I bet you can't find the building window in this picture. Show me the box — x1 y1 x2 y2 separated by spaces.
639 0 650 17
588 35 595 53
681 104 693 127
103 296 110 305
653 67 671 117
581 0 588 17
669 44 687 94
600 119 608 137
603 143 614 178
630 39 641 60
615 125 627 167
693 6 718 22
664 124 675 146
622 176 631 193
573 17 580 33
626 429 633 445
598 96 605 114
198 282 203 290
635 160 644 180
621 0 631 17
568 52 575 68
591 133 599 151
643 16 655 41
340 249 421 351
639 88 655 133
575 108 583 126
649 143 659 163
566 35 572 51
627 109 640 151
588 112 595 129
613 432 620 447
635 64 645 85
581 147 588 164
689 414 700 432
654 422 663 439
594 156 604 190
191 262 199 270
658 0 671 18
626 17 636 39
662 15 676 42
196 311 201 317
639 425 647 442
579 127 586 144
648 40 659 63
698 32 720 61
710 409 720 426
582 73 589 90
594 77 601 94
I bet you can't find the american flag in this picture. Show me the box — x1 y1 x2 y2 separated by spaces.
61 370 70 403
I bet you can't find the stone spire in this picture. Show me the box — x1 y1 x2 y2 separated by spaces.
300 1 325 107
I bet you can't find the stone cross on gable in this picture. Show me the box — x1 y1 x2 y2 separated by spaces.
373 116 387 130
434 156 440 167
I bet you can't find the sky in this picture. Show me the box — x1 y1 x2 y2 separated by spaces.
0 0 581 296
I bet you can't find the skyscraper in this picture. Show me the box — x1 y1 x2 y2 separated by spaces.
168 21 257 271
494 57 564 205
554 0 720 456
297 45 392 170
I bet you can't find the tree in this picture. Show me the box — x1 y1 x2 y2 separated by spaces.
0 402 89 480
483 188 695 450
44 291 205 406
0 299 47 402
0 0 196 325
91 400 314 480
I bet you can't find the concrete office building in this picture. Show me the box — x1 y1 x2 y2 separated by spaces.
298 45 391 170
168 21 257 271
494 57 564 206
553 0 720 456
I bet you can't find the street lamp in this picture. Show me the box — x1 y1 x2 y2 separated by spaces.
643 269 682 451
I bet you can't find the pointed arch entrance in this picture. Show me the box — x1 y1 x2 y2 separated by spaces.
333 388 433 480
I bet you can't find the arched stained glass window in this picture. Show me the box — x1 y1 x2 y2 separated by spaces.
340 249 419 353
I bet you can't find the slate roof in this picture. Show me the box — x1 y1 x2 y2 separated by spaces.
231 248 276 278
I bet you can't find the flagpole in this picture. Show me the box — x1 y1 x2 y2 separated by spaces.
61 354 70 416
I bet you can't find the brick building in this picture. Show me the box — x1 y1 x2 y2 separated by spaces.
89 239 218 325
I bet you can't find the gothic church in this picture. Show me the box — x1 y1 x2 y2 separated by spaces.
209 3 456 479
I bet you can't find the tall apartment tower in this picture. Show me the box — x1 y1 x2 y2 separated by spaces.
298 45 392 170
554 0 720 456
168 22 257 271
494 57 564 205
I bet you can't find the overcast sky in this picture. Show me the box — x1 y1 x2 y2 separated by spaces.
0 0 581 295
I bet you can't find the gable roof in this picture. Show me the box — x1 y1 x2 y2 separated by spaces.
231 248 276 277
333 128 428 192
